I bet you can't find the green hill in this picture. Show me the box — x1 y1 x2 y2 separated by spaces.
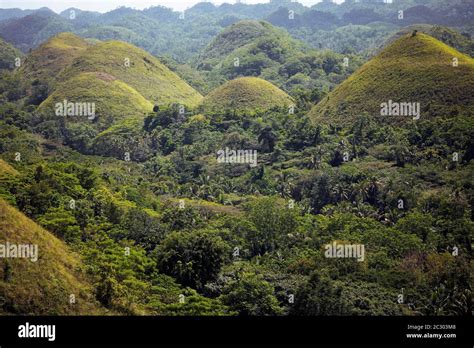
38 71 153 129
380 25 474 57
0 10 73 53
309 33 474 127
196 20 301 67
59 40 203 107
0 37 22 70
19 32 91 87
195 19 360 94
200 76 293 113
0 198 105 315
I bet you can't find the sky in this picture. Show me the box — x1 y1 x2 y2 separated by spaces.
0 0 344 13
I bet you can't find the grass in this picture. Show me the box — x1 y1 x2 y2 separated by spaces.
59 39 203 107
200 77 294 113
309 33 474 126
38 72 153 130
0 199 106 315
19 32 90 86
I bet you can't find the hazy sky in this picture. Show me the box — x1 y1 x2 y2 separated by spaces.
0 0 344 13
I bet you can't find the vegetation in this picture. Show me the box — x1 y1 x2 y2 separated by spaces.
0 37 22 70
0 1 472 317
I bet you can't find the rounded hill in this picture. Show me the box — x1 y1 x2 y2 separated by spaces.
309 33 474 127
58 40 203 107
200 77 294 113
20 32 90 85
38 71 153 128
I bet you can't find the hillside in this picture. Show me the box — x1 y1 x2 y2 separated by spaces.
0 197 105 315
309 33 474 127
19 32 90 87
0 37 22 70
195 19 358 93
38 72 154 129
380 25 474 57
197 20 300 67
0 9 73 52
58 40 203 107
196 20 304 88
200 76 293 113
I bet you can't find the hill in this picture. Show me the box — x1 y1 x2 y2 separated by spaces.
58 40 203 107
0 37 22 70
196 20 300 67
195 19 359 94
380 25 474 57
309 33 474 127
0 9 73 52
200 76 293 113
196 20 304 88
19 32 90 88
0 197 104 315
38 72 153 130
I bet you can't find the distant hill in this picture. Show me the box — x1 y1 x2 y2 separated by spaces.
0 9 72 52
196 20 304 78
0 197 104 315
195 19 357 93
0 8 36 22
58 40 203 107
309 33 474 127
0 37 22 70
200 76 293 113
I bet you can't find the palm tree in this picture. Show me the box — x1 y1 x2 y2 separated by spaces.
331 182 350 202
276 172 294 198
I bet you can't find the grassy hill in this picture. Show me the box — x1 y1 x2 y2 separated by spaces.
19 32 90 87
380 25 474 57
0 198 105 315
59 40 203 107
38 72 153 129
200 76 293 113
309 33 474 127
0 37 22 70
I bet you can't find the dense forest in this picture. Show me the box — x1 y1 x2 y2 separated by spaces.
0 0 472 317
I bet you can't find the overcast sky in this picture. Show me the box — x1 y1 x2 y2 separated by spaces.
0 0 344 13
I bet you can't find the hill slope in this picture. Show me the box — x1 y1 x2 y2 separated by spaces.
309 33 474 126
59 40 203 107
0 9 73 52
0 198 104 315
0 37 22 70
195 19 359 94
200 76 293 113
20 32 90 83
38 72 153 129
380 25 474 57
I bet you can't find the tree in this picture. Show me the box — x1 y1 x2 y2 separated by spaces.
155 230 230 290
258 126 277 152
37 207 81 242
220 273 283 316
246 197 298 256
290 272 347 315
